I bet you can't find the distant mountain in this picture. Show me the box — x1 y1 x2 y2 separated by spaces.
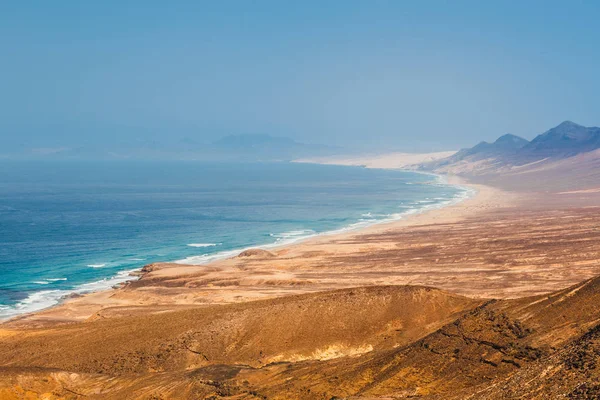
421 121 600 176
453 133 529 160
427 133 529 173
208 134 340 161
493 133 531 150
6 133 341 162
522 121 600 156
212 134 297 149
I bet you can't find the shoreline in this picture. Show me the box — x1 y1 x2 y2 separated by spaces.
2 172 507 326
0 169 473 322
4 165 600 397
174 170 476 265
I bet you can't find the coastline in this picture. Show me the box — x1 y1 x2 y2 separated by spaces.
2 172 507 327
6 157 600 400
174 171 476 265
0 168 474 323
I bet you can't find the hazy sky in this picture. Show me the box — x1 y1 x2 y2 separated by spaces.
2 1 600 152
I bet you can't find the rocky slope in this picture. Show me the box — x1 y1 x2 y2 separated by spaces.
0 286 478 399
3 277 600 399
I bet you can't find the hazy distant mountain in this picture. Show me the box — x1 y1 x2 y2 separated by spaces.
3 133 341 162
421 121 600 176
522 121 600 157
492 133 530 150
212 134 297 149
453 133 529 160
206 134 340 161
427 133 529 172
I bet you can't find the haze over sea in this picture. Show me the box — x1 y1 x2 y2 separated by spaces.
0 161 468 319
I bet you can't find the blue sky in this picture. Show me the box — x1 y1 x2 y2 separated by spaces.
1 1 599 152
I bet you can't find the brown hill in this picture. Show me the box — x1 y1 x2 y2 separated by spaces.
227 277 600 399
0 285 478 399
3 277 600 399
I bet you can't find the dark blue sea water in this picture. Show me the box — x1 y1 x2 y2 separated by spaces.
0 160 469 319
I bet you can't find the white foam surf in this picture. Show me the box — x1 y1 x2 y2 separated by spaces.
269 229 315 242
32 277 68 285
178 230 318 265
187 243 221 248
0 269 139 320
87 263 107 268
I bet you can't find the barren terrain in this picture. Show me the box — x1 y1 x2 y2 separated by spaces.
2 154 600 399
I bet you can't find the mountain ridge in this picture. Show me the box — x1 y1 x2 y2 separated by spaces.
523 120 600 156
421 121 600 178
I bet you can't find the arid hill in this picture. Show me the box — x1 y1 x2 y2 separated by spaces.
2 277 600 399
0 285 478 399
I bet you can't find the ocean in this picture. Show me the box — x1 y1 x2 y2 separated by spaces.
0 160 470 319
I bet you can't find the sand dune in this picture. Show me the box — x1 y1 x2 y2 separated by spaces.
294 150 457 170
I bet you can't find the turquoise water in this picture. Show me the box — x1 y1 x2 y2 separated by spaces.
0 160 468 319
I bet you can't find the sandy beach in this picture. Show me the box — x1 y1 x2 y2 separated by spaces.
5 163 600 330
0 175 498 326
2 153 600 399
295 150 457 170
